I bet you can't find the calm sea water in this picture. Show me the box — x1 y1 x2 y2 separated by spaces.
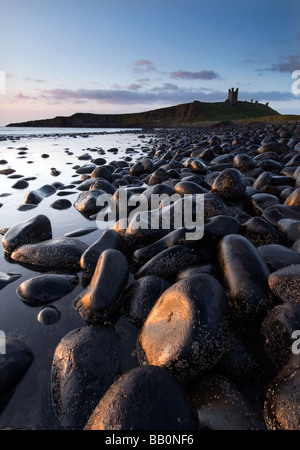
0 127 155 429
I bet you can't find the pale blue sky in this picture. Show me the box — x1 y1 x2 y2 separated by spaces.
0 0 300 125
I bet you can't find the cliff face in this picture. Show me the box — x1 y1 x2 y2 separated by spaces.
6 100 280 128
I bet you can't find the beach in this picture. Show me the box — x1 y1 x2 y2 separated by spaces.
0 122 300 430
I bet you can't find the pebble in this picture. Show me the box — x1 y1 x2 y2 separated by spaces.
137 274 229 382
84 365 198 430
264 354 300 430
74 249 129 323
261 302 300 368
37 305 61 325
211 168 246 200
73 189 106 217
268 264 300 303
0 272 22 290
17 273 79 305
123 275 171 326
80 228 125 280
0 338 33 406
52 325 121 429
2 214 52 253
257 244 300 272
50 198 72 210
218 234 273 324
10 237 88 271
190 373 266 430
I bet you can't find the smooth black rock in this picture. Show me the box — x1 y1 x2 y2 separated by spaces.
50 198 72 210
148 167 169 185
190 373 266 430
88 179 116 195
252 171 273 190
11 179 29 189
16 204 38 212
78 153 92 161
278 219 300 242
204 215 241 240
91 157 106 165
0 272 22 290
80 229 125 280
132 227 199 266
17 273 79 305
216 326 276 384
258 142 288 154
247 193 279 216
218 234 272 324
233 153 255 172
176 264 214 280
262 204 300 228
268 264 300 303
11 238 88 272
130 157 154 176
174 180 207 196
2 214 52 254
73 189 106 217
37 305 61 325
203 193 229 219
261 303 300 368
90 165 113 181
284 187 300 208
23 190 43 205
211 168 246 201
0 338 33 405
74 249 129 323
84 365 199 430
64 227 98 237
138 183 176 207
264 354 300 430
240 216 280 246
137 274 228 382
123 275 170 327
24 184 56 204
257 244 300 272
52 325 120 430
134 245 200 282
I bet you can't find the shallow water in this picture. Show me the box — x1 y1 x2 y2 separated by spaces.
0 127 153 429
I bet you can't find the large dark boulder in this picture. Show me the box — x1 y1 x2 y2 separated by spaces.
190 373 266 430
74 249 129 323
84 365 199 430
17 273 79 305
2 215 52 254
51 325 120 429
218 234 273 324
0 338 33 407
11 238 88 272
137 274 229 382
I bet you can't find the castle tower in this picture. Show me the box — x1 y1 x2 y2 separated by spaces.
228 87 238 106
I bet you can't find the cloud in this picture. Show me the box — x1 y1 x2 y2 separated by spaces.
242 58 267 65
127 83 142 91
133 59 156 73
23 77 46 83
151 83 179 92
12 92 38 101
170 70 220 80
258 55 300 73
10 85 296 110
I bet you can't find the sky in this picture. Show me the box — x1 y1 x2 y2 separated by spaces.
0 0 300 126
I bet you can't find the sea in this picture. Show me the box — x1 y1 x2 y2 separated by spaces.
0 126 156 430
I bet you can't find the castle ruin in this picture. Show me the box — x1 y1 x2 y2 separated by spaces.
228 87 238 106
